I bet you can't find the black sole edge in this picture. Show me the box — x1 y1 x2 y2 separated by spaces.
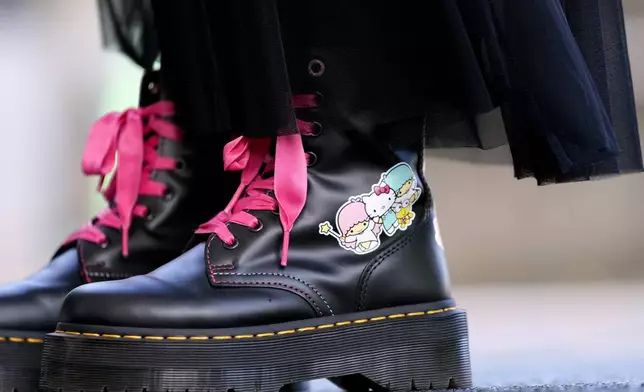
0 332 45 392
40 306 472 392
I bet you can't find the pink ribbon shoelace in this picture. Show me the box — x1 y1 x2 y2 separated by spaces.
63 101 181 256
196 94 318 267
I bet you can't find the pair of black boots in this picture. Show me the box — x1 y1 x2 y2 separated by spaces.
0 70 471 392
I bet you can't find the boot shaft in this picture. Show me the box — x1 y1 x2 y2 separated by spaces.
205 107 451 314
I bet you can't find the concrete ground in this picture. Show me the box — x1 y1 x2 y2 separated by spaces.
305 282 644 391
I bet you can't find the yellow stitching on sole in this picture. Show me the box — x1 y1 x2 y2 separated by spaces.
9 338 24 343
59 307 457 341
0 337 5 341
27 338 44 343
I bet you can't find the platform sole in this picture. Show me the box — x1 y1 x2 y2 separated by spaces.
0 330 45 392
40 302 471 392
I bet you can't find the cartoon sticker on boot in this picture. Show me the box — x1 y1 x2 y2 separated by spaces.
319 162 422 254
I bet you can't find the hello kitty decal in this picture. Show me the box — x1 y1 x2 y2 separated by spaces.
319 162 422 255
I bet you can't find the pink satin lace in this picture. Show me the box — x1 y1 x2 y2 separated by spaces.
196 94 318 266
63 101 181 256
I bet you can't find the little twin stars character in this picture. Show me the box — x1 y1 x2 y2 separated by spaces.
319 200 382 254
319 163 421 254
319 162 423 253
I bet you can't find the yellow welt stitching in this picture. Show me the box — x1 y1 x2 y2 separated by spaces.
27 338 44 344
0 337 5 341
9 337 24 343
57 307 456 341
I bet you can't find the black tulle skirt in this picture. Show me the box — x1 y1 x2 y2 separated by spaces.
99 0 642 185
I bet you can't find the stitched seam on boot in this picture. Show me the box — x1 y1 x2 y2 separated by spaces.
206 234 334 316
78 243 92 284
206 234 237 271
86 272 136 279
212 270 334 315
357 218 423 310
211 276 325 316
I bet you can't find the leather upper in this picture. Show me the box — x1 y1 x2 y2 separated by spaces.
0 250 81 332
0 71 231 332
59 115 452 329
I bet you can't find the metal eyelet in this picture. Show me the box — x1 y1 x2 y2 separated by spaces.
308 59 325 77
315 91 324 105
100 240 109 249
310 122 322 137
146 212 155 221
271 208 280 216
148 82 159 95
222 238 239 250
163 189 174 201
249 219 264 233
306 152 318 167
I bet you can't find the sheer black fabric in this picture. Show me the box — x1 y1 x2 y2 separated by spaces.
97 0 157 69
422 0 642 184
147 0 641 184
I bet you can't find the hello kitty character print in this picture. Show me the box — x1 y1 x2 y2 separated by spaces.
319 162 422 255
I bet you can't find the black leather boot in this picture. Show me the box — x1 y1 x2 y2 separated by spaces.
40 84 472 391
0 71 229 392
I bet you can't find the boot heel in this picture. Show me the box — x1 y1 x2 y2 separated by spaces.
331 308 472 391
